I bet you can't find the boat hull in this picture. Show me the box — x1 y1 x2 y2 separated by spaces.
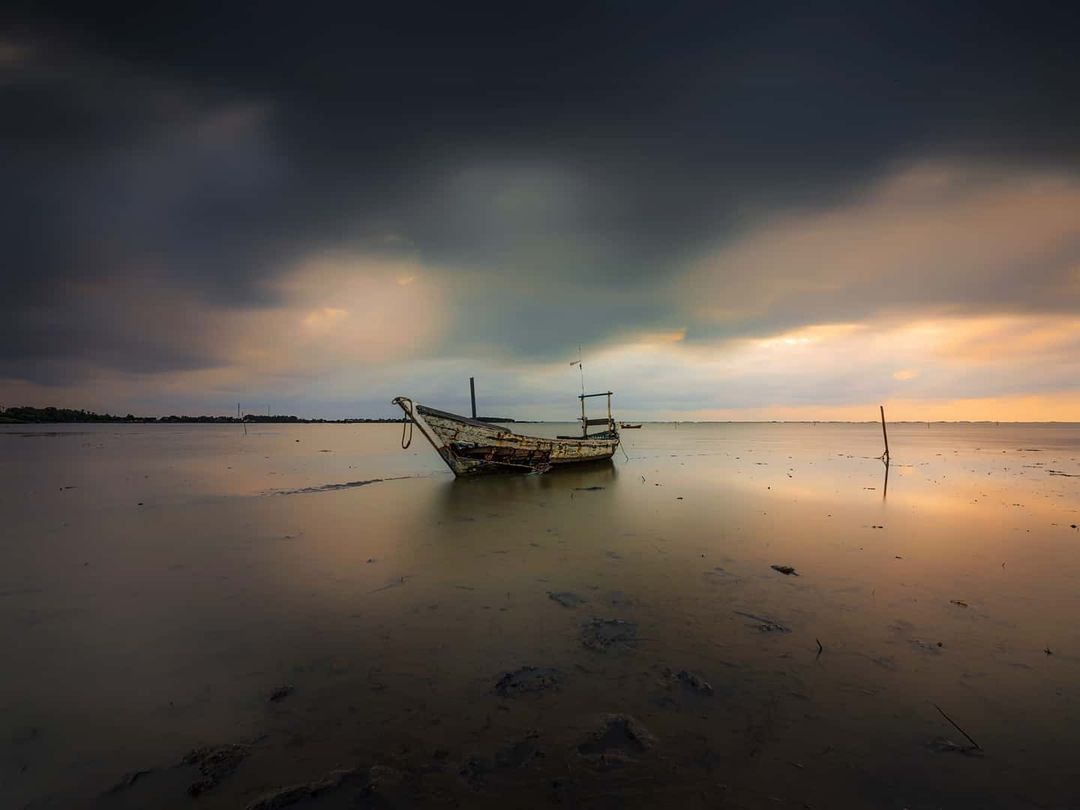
394 398 619 476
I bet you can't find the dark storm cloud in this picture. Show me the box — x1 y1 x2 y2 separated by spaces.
3 1 1080 383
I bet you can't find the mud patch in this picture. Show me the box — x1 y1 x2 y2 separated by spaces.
183 742 251 795
548 591 587 608
494 666 564 697
247 765 401 809
670 668 714 695
734 610 791 633
703 566 740 585
580 618 638 651
578 714 657 767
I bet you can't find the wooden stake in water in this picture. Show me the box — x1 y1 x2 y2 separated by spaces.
880 405 890 463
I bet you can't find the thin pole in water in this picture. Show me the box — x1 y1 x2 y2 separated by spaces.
880 405 890 463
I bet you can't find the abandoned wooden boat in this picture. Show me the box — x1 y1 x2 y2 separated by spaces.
393 393 620 476
619 422 642 429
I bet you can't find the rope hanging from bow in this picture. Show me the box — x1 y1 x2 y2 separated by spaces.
398 398 415 449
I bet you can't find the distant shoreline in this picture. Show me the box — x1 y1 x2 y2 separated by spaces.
0 407 1075 427
0 407 404 425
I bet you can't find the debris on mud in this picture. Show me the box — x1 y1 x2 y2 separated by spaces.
494 666 564 697
573 486 605 491
548 591 587 608
370 576 410 593
734 610 791 633
949 600 968 608
929 738 984 756
268 684 295 703
101 768 154 796
933 703 982 753
183 743 251 796
247 769 358 809
580 618 639 650
770 565 798 576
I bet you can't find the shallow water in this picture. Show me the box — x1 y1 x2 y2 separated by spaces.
2 422 1079 808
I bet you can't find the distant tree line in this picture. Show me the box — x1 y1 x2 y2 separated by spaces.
0 406 404 424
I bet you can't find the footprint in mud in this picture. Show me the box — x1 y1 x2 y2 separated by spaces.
577 714 657 768
650 667 716 709
670 668 714 695
494 666 564 697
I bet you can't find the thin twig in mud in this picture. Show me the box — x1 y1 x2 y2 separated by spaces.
816 638 824 657
933 703 982 751
370 576 411 593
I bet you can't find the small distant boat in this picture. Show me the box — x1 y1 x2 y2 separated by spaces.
393 393 620 476
619 422 642 429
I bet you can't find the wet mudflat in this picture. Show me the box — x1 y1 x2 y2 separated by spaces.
1 421 1079 808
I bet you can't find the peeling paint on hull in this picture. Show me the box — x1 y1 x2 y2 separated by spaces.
393 398 619 477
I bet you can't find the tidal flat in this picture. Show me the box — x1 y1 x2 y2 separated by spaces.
1 422 1079 808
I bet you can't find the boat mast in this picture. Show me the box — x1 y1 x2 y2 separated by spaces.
578 346 586 437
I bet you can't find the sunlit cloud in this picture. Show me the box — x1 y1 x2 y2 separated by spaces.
300 307 348 333
682 163 1080 334
223 253 448 375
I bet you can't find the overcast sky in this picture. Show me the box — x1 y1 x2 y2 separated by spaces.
3 2 1079 420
